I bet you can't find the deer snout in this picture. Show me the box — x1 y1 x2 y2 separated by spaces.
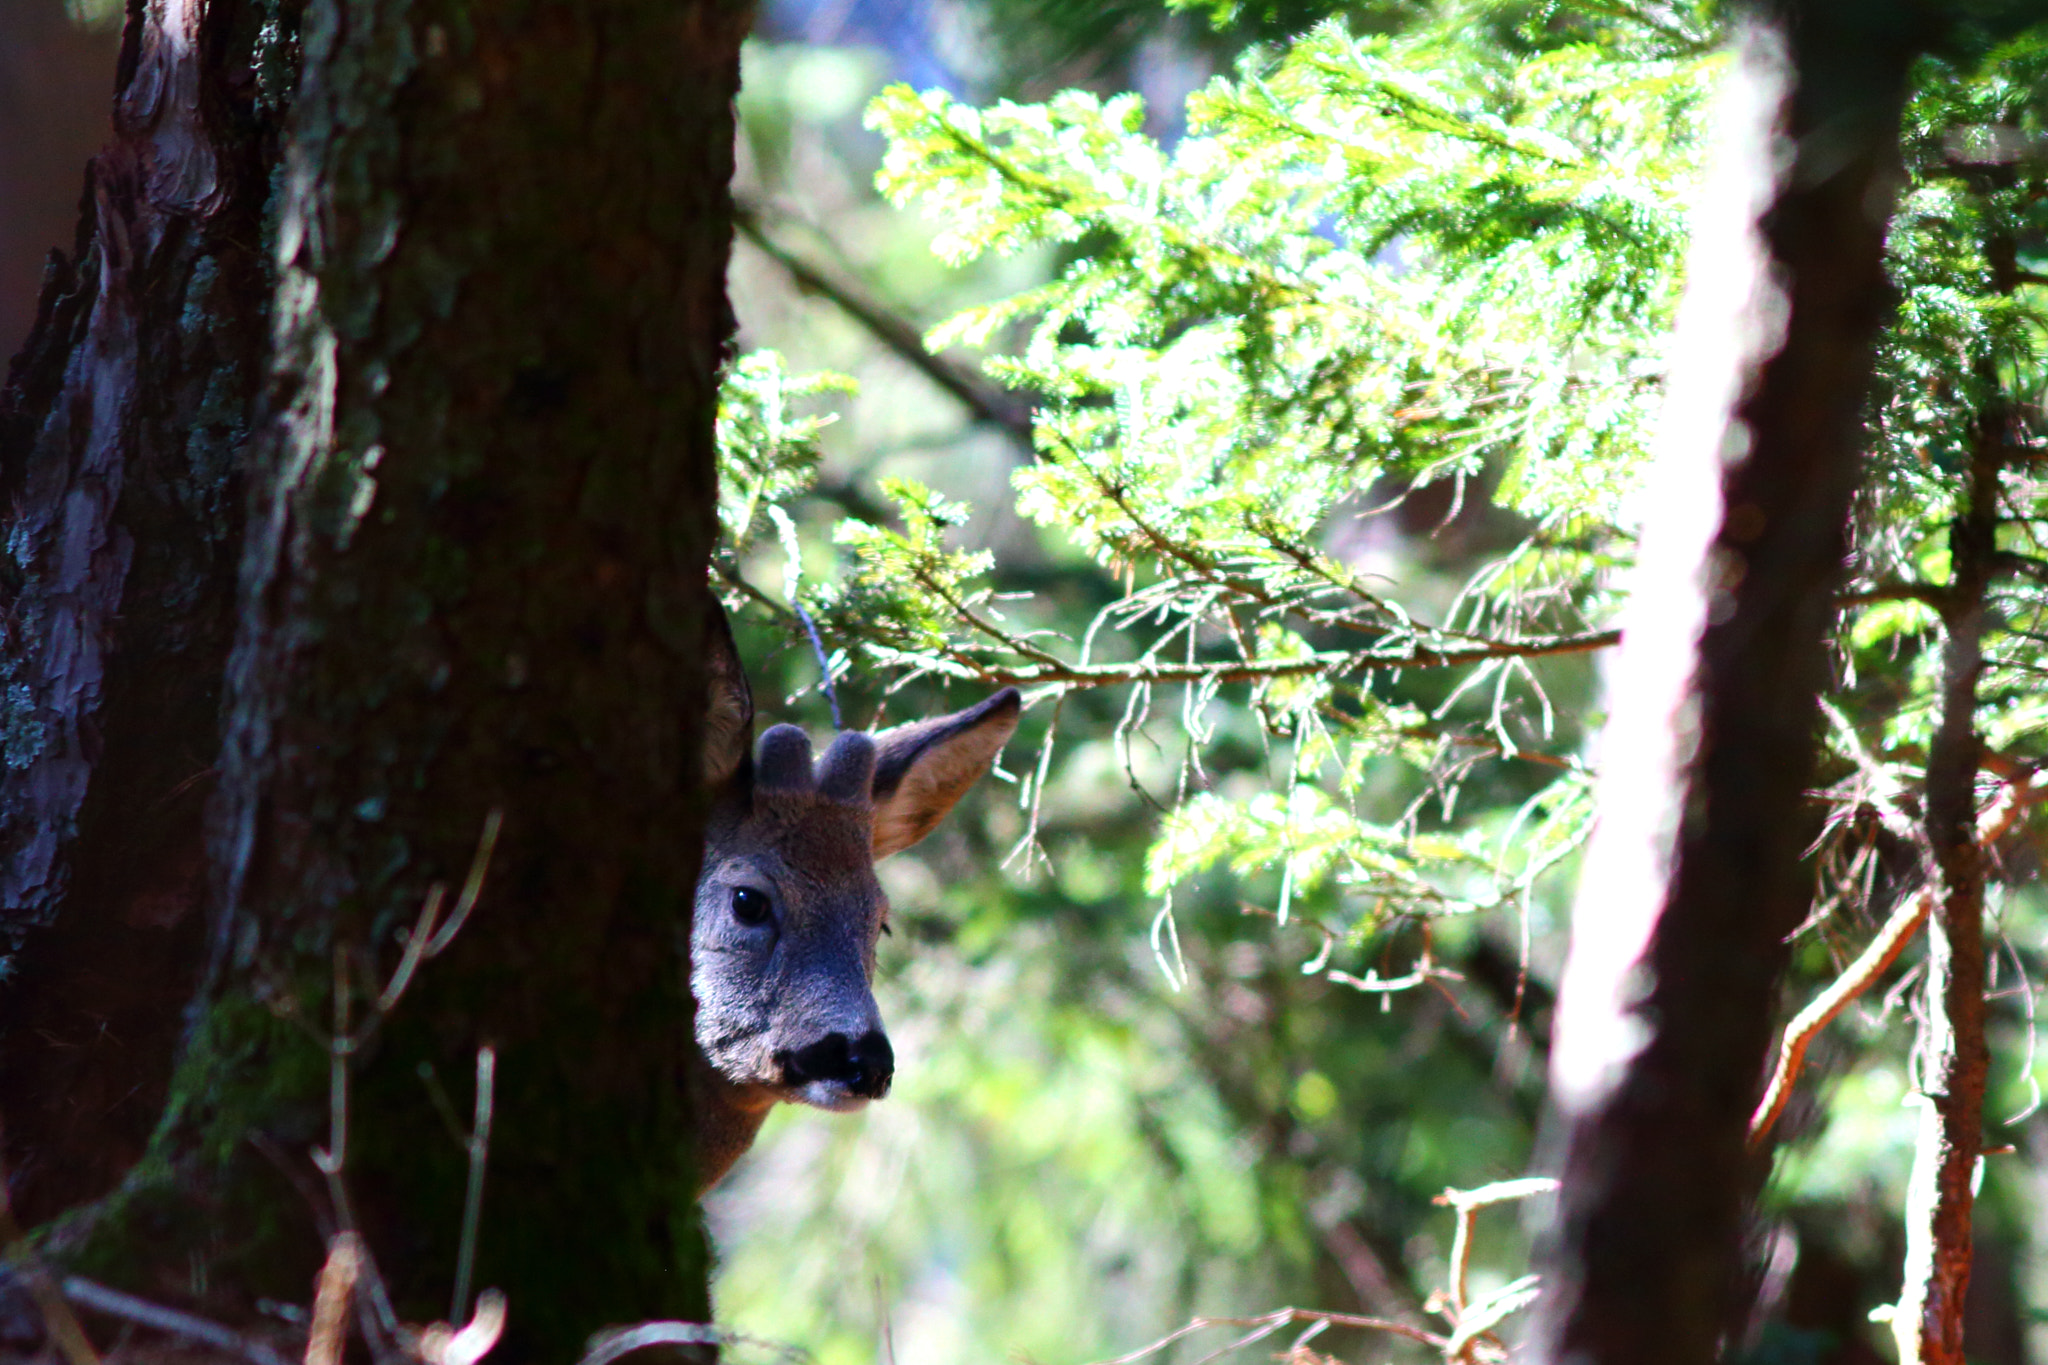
775 1029 894 1110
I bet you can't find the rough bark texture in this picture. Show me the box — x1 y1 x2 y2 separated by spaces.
0 0 746 1357
0 0 270 1226
206 1 746 1352
1527 7 1926 1363
1892 374 2005 1365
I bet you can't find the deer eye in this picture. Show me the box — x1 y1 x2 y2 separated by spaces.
730 886 772 927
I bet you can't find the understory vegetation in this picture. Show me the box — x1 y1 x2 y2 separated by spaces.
711 4 2048 1362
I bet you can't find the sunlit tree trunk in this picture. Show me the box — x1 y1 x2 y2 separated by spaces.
0 0 747 1356
1891 362 2008 1365
1526 6 1926 1362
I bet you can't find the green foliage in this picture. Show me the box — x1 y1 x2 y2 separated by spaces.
716 351 856 551
721 9 1718 982
709 7 2048 1361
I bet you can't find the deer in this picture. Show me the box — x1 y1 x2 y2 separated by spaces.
688 604 1020 1189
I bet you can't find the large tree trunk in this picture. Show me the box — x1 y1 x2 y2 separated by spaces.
0 0 272 1227
1526 6 1926 1363
0 0 747 1357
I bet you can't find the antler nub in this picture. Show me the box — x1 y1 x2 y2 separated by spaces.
815 732 877 804
755 725 816 791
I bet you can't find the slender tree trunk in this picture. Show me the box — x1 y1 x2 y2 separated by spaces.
1527 7 1926 1363
0 0 748 1357
1892 363 2007 1365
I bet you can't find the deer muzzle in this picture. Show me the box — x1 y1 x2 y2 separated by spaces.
775 1029 894 1111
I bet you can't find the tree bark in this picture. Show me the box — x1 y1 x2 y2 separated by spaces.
1891 365 2006 1365
0 0 748 1357
1527 7 1927 1363
0 0 270 1226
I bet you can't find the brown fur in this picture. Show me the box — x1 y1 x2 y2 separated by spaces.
689 605 1019 1189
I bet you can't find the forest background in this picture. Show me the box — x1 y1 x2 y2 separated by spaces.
1 1 2045 1364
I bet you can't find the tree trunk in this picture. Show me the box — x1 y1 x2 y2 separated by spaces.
1526 7 1926 1363
0 0 271 1227
0 0 747 1357
1891 364 2007 1365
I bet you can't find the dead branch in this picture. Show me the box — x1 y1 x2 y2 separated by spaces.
57 1279 291 1365
1434 1178 1561 1316
450 1045 496 1326
1750 774 2040 1147
0 1124 101 1365
1090 1307 1448 1365
1748 885 1934 1147
416 1292 507 1365
1430 1179 1558 1363
732 203 1035 445
304 1235 361 1365
264 810 506 1365
575 1322 724 1365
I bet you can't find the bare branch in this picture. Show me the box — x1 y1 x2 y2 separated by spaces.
959 629 1623 690
1750 772 2042 1148
1749 885 1933 1147
733 203 1034 445
0 1127 100 1365
451 1046 497 1327
1090 1307 1449 1365
576 1323 721 1365
60 1278 290 1365
303 1236 362 1365
1837 581 1952 611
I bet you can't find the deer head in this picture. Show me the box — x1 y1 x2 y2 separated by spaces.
689 603 1019 1188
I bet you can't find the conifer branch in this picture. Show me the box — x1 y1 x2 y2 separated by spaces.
733 203 1035 444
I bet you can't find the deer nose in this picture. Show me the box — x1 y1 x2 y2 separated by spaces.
779 1029 894 1099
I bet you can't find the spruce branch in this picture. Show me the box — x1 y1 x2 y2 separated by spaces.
733 203 1035 444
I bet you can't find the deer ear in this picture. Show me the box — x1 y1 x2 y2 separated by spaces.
869 689 1021 860
703 599 755 790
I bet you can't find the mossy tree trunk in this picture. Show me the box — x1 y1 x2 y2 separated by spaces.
0 0 748 1357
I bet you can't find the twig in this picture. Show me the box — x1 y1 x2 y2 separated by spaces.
793 605 842 730
423 809 505 957
1748 885 1935 1147
378 885 446 1014
1430 1179 1558 1362
1431 1178 1560 1316
0 1125 101 1365
417 1291 507 1365
1837 581 1953 611
732 204 1034 444
13 1275 98 1365
61 1278 289 1365
1748 772 2043 1148
577 1322 722 1365
450 1045 496 1327
303 1235 361 1365
945 629 1624 691
1090 1307 1448 1365
575 1321 807 1365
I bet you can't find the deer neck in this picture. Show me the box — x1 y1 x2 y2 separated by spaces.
686 1050 778 1192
